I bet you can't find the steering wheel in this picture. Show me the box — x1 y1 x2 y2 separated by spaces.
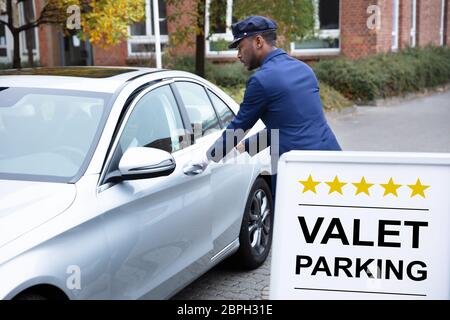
51 146 86 166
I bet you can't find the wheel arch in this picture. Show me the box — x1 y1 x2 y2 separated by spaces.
12 283 70 300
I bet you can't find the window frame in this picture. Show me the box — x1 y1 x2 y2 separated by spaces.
440 0 446 46
205 0 237 57
172 79 222 139
410 0 417 47
291 0 341 56
127 0 169 57
392 0 400 51
206 88 235 129
0 17 9 62
205 0 343 56
99 79 192 186
0 1 40 64
117 85 187 154
18 0 39 62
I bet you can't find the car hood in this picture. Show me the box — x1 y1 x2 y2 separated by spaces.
0 179 76 248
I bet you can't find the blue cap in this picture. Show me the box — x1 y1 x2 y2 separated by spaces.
229 16 277 49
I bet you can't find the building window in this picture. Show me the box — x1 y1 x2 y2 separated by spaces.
128 0 168 57
0 1 39 63
292 0 340 55
0 22 7 58
440 0 445 46
205 0 342 56
410 0 417 47
205 0 237 56
392 0 399 51
19 0 39 60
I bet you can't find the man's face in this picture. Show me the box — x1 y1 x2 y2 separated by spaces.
237 37 260 71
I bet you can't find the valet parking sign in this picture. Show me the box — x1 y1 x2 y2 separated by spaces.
270 151 450 299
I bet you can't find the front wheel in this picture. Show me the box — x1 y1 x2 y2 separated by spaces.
229 178 274 270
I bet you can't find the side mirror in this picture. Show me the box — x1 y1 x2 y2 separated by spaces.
108 147 176 182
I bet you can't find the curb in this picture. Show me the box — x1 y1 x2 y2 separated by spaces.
325 105 358 119
355 84 450 107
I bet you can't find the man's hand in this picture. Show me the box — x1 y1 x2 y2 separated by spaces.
190 152 210 171
236 142 246 154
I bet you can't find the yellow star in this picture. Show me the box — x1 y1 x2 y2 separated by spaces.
353 177 374 196
380 178 402 197
298 175 321 194
408 179 430 198
325 176 347 195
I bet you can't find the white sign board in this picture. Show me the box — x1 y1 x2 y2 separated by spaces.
270 151 450 299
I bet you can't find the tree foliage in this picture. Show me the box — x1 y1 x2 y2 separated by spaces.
233 0 315 47
166 0 315 76
167 0 315 48
39 0 145 46
0 0 145 67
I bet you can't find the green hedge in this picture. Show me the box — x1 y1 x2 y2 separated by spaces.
0 63 12 70
319 83 353 111
163 54 251 88
207 62 252 88
220 82 352 111
313 46 450 103
166 54 351 111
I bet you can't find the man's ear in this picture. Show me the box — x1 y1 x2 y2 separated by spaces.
255 35 264 49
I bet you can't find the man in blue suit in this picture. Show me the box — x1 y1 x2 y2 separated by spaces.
193 16 341 196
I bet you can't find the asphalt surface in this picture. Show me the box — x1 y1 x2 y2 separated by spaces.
172 90 450 300
328 90 450 153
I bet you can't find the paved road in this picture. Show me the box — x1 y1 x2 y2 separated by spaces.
328 90 450 153
173 90 450 300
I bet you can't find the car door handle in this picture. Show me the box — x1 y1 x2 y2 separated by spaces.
183 164 205 176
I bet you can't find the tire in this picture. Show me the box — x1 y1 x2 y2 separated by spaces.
228 177 274 270
14 293 47 300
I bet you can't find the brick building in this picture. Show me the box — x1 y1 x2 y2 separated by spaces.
0 0 449 67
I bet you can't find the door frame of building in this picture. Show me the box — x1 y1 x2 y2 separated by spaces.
59 32 93 66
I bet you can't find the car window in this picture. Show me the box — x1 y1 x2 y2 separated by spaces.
119 85 188 155
207 89 235 128
175 82 221 138
0 87 110 182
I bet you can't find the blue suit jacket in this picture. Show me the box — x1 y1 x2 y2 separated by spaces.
207 48 341 162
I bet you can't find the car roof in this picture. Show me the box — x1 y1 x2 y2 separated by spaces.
0 67 164 93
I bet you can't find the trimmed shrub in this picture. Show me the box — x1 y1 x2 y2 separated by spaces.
313 46 450 103
319 83 353 111
207 62 252 88
166 54 352 111
163 54 197 73
219 85 245 103
165 54 250 88
220 82 352 112
0 63 12 70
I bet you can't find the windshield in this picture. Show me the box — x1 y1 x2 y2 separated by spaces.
0 87 112 182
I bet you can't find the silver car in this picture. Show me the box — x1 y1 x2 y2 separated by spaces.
0 67 273 299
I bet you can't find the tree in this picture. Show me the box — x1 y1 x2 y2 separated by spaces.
233 0 315 47
166 0 315 77
166 0 206 77
0 0 145 68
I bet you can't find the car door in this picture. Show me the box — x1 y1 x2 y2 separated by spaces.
174 81 254 258
96 83 214 299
